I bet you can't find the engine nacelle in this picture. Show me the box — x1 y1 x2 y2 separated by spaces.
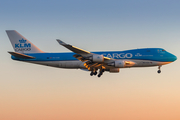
108 60 135 68
91 55 104 62
109 68 119 73
114 60 125 68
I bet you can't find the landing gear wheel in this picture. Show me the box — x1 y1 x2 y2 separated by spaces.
97 72 103 77
90 72 94 76
157 70 161 74
94 71 97 75
98 74 101 77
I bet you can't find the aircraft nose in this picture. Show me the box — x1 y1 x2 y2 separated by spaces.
169 54 177 62
173 55 177 61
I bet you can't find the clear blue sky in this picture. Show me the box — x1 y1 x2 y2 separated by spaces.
0 0 180 120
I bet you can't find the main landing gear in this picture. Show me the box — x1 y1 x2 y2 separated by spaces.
90 68 105 77
157 66 161 74
90 71 97 76
97 69 105 78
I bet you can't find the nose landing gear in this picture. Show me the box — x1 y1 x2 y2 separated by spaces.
157 66 161 74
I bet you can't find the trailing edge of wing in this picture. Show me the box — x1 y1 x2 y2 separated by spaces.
8 52 35 59
56 39 91 54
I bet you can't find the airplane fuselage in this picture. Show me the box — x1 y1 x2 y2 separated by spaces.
11 48 177 69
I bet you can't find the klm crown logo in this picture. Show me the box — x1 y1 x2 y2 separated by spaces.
19 39 27 43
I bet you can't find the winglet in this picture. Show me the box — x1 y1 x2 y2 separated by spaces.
56 39 68 46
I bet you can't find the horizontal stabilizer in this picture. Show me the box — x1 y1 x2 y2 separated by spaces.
8 51 35 59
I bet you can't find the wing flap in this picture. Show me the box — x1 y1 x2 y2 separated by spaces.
8 51 35 59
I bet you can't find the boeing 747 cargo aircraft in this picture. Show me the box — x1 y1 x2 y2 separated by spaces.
6 30 177 77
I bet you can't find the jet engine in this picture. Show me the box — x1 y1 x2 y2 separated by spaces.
114 60 125 68
89 55 104 62
108 60 135 68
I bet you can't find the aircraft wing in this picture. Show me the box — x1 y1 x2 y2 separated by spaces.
56 39 91 55
56 39 111 62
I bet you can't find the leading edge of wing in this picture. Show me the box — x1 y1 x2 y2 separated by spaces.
56 39 90 55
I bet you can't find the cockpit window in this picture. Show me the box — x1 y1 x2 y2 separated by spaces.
158 49 166 53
